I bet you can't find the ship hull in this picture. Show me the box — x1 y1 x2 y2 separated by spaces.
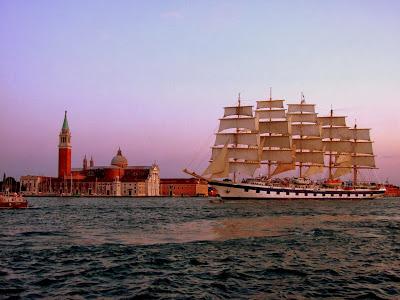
0 201 28 209
210 181 385 200
0 195 28 209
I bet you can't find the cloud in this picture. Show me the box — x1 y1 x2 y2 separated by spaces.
160 11 182 19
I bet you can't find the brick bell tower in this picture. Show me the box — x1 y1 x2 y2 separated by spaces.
58 111 72 178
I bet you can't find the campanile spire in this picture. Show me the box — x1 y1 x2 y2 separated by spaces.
62 110 69 131
58 111 72 178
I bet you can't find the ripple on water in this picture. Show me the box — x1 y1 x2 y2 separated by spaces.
0 197 399 298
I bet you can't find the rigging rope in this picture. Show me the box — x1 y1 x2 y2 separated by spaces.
186 124 218 172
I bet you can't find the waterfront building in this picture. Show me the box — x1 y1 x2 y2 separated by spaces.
160 178 208 197
21 112 160 196
19 175 52 195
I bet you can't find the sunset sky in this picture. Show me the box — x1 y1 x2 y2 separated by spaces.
0 0 399 183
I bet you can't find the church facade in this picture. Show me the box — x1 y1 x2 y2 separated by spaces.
21 112 160 196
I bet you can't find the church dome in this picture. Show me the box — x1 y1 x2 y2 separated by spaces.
111 148 128 168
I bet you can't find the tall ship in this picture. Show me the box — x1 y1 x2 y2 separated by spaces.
184 92 385 200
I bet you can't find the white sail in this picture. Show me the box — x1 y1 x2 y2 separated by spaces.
257 97 294 177
271 162 296 176
353 141 374 155
304 165 324 177
287 100 325 174
259 120 290 135
256 109 286 120
293 137 323 151
287 103 315 113
257 100 284 109
212 147 259 161
224 106 253 117
351 155 376 168
335 153 352 165
291 123 321 137
333 149 375 178
214 132 259 147
229 161 260 177
203 143 229 176
332 166 352 178
218 117 257 132
211 166 230 179
350 128 371 141
332 153 352 178
287 113 317 123
261 135 292 148
319 111 354 180
321 127 351 139
323 140 352 153
261 149 293 163
318 116 347 127
295 151 324 164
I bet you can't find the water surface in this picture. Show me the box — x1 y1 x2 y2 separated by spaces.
1 197 399 299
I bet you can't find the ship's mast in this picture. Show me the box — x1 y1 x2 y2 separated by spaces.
299 92 305 178
288 94 324 179
257 95 292 179
346 121 375 187
233 93 241 183
267 87 272 178
205 96 258 180
319 110 353 181
328 107 333 180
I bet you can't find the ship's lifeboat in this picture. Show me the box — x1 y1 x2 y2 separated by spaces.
293 177 312 185
323 179 342 188
0 193 28 209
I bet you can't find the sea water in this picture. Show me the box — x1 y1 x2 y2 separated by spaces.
1 197 399 299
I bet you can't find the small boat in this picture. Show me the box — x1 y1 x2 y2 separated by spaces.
0 193 28 209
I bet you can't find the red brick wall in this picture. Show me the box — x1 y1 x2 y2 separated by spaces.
104 168 124 180
58 148 71 178
160 182 200 196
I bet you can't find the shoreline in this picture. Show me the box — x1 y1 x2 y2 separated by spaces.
24 195 208 198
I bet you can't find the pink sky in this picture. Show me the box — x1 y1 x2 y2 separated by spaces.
0 1 399 183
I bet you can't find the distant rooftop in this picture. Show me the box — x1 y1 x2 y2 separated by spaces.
72 166 152 172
